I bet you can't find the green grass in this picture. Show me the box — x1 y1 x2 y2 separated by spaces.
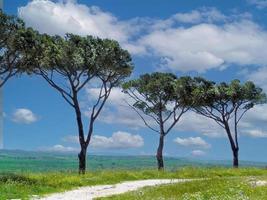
1 167 267 200
98 177 267 200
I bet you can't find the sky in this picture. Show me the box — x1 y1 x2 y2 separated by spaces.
2 0 267 162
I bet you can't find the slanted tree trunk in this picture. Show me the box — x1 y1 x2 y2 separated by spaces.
224 122 239 168
156 134 164 170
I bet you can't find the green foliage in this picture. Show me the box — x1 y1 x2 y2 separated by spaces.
32 33 133 85
0 10 27 86
0 9 24 44
123 72 177 115
192 78 267 111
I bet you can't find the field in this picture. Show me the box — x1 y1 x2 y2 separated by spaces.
0 150 208 172
1 150 266 172
1 150 267 200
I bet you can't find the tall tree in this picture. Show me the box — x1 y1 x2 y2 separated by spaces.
32 33 133 173
123 73 193 170
0 10 25 87
192 78 266 168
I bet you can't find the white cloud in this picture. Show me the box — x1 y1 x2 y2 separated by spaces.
241 104 267 125
40 144 79 153
191 150 206 156
172 8 226 24
12 108 38 124
248 0 267 9
91 131 144 149
242 129 267 138
238 104 267 138
137 20 267 72
18 2 267 72
247 66 267 91
174 137 211 149
18 0 142 53
176 111 225 138
62 135 79 143
61 131 144 149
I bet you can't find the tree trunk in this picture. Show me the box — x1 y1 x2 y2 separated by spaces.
156 135 164 170
78 145 87 174
233 148 239 168
73 94 88 174
224 122 239 168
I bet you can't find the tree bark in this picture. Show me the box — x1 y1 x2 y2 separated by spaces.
78 144 87 174
233 148 239 168
224 121 239 168
156 134 164 170
73 93 88 174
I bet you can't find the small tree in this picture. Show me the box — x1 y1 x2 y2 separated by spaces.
192 78 266 168
0 10 25 86
123 73 193 170
31 33 133 173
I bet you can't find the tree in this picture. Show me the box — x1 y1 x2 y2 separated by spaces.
0 10 25 87
192 78 267 168
123 73 193 170
32 33 133 173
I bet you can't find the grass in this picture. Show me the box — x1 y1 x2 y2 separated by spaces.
98 177 267 200
1 167 267 199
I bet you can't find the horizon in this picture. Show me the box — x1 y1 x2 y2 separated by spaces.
2 148 267 165
1 0 267 163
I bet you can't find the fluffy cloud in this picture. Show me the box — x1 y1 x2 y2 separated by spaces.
248 0 267 9
191 150 206 156
18 1 267 72
174 137 211 149
18 0 132 42
238 104 267 138
40 144 79 153
175 111 225 138
242 129 267 138
62 135 79 143
137 20 267 72
171 8 226 24
12 108 38 124
62 131 144 149
247 66 267 92
18 0 146 55
90 131 144 149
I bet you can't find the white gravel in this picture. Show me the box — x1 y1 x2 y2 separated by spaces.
32 179 193 200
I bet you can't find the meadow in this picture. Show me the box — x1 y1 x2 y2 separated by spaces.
1 150 267 199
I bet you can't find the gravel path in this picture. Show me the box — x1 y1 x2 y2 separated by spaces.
33 179 193 200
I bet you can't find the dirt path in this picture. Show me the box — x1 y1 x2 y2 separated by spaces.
33 179 194 200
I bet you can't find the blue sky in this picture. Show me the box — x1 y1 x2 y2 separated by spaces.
2 0 267 162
